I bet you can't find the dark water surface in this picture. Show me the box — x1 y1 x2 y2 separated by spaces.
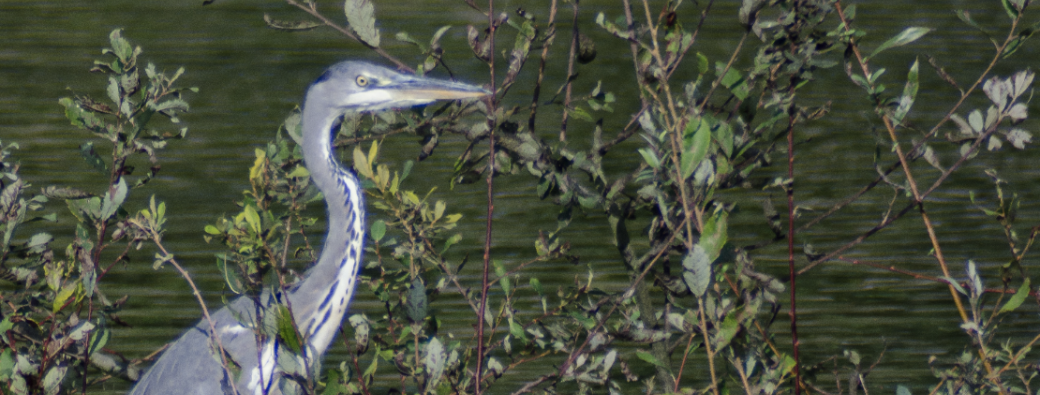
3 0 1040 393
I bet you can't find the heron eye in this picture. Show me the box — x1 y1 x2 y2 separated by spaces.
355 76 369 87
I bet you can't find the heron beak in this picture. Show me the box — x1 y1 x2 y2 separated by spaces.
341 73 488 111
383 74 489 102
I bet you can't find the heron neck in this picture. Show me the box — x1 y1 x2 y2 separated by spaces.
292 100 366 357
300 101 346 193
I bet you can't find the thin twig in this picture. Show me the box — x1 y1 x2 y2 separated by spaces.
475 0 498 392
672 332 696 392
559 0 579 142
822 3 1024 390
284 0 408 70
557 217 681 377
150 239 239 395
527 0 557 136
509 374 556 395
697 31 748 115
786 101 800 395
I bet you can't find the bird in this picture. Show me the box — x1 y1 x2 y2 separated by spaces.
130 61 488 395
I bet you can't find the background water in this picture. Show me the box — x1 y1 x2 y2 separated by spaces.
2 0 1040 393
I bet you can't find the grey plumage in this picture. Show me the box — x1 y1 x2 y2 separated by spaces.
130 61 486 395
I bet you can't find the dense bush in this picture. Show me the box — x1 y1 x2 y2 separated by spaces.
1 0 1039 394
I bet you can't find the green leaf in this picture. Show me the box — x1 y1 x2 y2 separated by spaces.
243 204 261 234
41 186 91 200
321 370 346 395
892 58 919 125
403 191 421 206
151 98 190 114
680 118 711 180
108 29 133 63
0 318 12 334
699 209 729 261
362 345 379 378
87 324 110 356
568 311 596 330
80 142 107 174
955 10 996 46
635 349 669 371
401 160 414 181
430 25 451 47
43 365 66 395
217 255 244 294
717 63 749 101
54 282 77 313
714 310 740 349
1003 36 1026 59
395 31 426 50
867 27 932 61
276 304 302 354
106 76 121 108
486 357 504 377
637 148 660 169
715 122 733 158
27 233 52 251
433 200 446 221
576 193 600 210
595 12 632 39
344 0 381 47
1001 0 1020 20
682 245 712 297
696 52 709 74
370 219 386 243
999 277 1031 314
845 349 861 365
60 97 104 133
405 277 428 323
529 277 543 295
570 106 594 122
353 145 372 179
349 314 370 353
494 260 511 295
508 319 528 341
0 349 12 380
100 178 128 221
263 13 323 31
896 385 912 395
424 337 446 387
943 276 968 296
441 233 462 254
966 259 983 296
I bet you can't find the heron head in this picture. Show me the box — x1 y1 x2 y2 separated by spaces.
307 61 488 113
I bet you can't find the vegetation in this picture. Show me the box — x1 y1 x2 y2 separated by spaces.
1 0 1039 394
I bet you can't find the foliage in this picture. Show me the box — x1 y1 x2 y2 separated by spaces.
0 29 192 393
246 0 1040 393
237 0 1040 394
4 0 1040 394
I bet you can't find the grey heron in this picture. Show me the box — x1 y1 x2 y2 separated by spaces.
131 61 487 395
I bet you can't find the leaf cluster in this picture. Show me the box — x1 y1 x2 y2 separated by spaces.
0 29 193 393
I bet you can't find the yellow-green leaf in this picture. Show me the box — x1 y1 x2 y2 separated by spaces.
243 205 261 234
54 283 78 313
249 148 266 181
999 277 1031 314
353 146 372 179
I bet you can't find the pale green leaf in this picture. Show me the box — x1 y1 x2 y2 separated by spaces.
344 0 381 47
867 27 932 61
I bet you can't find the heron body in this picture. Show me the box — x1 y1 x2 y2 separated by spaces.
131 61 486 395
